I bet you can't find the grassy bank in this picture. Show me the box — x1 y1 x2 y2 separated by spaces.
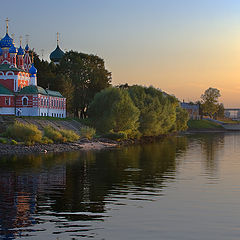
187 120 224 130
0 117 96 145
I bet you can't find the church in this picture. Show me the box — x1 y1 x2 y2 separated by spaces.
0 19 66 118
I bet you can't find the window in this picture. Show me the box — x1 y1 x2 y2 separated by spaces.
22 98 28 106
41 99 43 105
54 100 56 107
5 97 10 106
44 99 46 106
51 100 53 107
57 100 59 108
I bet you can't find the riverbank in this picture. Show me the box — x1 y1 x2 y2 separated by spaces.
0 138 118 155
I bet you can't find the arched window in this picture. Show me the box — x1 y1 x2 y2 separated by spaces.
22 97 28 106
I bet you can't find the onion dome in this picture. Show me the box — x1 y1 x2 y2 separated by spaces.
25 44 29 52
50 45 64 63
0 33 13 48
17 46 24 55
9 44 17 54
29 63 37 75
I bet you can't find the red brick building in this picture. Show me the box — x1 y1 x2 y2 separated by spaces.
0 20 66 117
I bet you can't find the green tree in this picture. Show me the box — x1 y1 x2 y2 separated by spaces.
201 87 221 118
32 51 58 89
128 85 178 136
216 103 225 118
59 51 112 118
88 87 140 138
175 106 189 131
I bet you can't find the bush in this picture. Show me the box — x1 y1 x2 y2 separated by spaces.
41 136 54 144
43 126 64 142
60 129 80 142
6 122 42 144
0 137 7 144
80 126 96 139
44 126 80 143
11 139 18 145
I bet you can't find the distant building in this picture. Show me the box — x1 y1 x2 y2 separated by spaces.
180 102 200 120
0 19 66 117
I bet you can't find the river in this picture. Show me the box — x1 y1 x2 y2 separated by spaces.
0 132 240 239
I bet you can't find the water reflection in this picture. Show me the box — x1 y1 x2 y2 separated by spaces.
0 133 229 239
187 133 224 176
0 137 188 239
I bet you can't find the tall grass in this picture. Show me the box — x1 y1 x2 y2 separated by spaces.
60 129 80 142
80 126 96 139
44 126 63 142
6 122 42 144
44 126 80 143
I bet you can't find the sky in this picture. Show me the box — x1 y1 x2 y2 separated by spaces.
2 0 240 107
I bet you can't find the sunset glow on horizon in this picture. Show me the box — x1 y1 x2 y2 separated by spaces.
3 0 240 107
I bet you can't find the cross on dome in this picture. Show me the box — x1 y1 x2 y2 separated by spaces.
5 18 9 34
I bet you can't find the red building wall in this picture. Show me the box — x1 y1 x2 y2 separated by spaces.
0 96 15 107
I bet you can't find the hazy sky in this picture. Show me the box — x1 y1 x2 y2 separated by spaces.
2 0 240 107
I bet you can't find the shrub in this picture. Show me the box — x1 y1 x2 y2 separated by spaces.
6 122 42 144
0 138 7 144
60 129 80 142
44 126 79 143
43 126 64 142
41 136 54 144
11 139 18 145
80 126 96 139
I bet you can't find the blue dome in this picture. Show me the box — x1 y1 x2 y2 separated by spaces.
0 48 2 56
0 33 13 48
25 44 29 51
17 46 24 55
29 63 37 75
9 44 17 54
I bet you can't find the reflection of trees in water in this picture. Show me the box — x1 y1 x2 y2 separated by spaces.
53 136 188 220
0 137 189 237
189 133 224 176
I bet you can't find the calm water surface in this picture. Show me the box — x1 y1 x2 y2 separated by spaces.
1 132 240 239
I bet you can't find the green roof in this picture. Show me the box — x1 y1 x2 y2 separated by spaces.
46 89 63 97
0 63 26 72
19 85 47 95
19 85 64 98
0 84 13 95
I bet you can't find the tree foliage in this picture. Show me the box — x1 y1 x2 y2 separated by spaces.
34 50 111 117
201 87 221 118
128 85 179 136
88 87 140 138
175 106 189 131
59 51 112 117
216 103 225 118
88 85 189 138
